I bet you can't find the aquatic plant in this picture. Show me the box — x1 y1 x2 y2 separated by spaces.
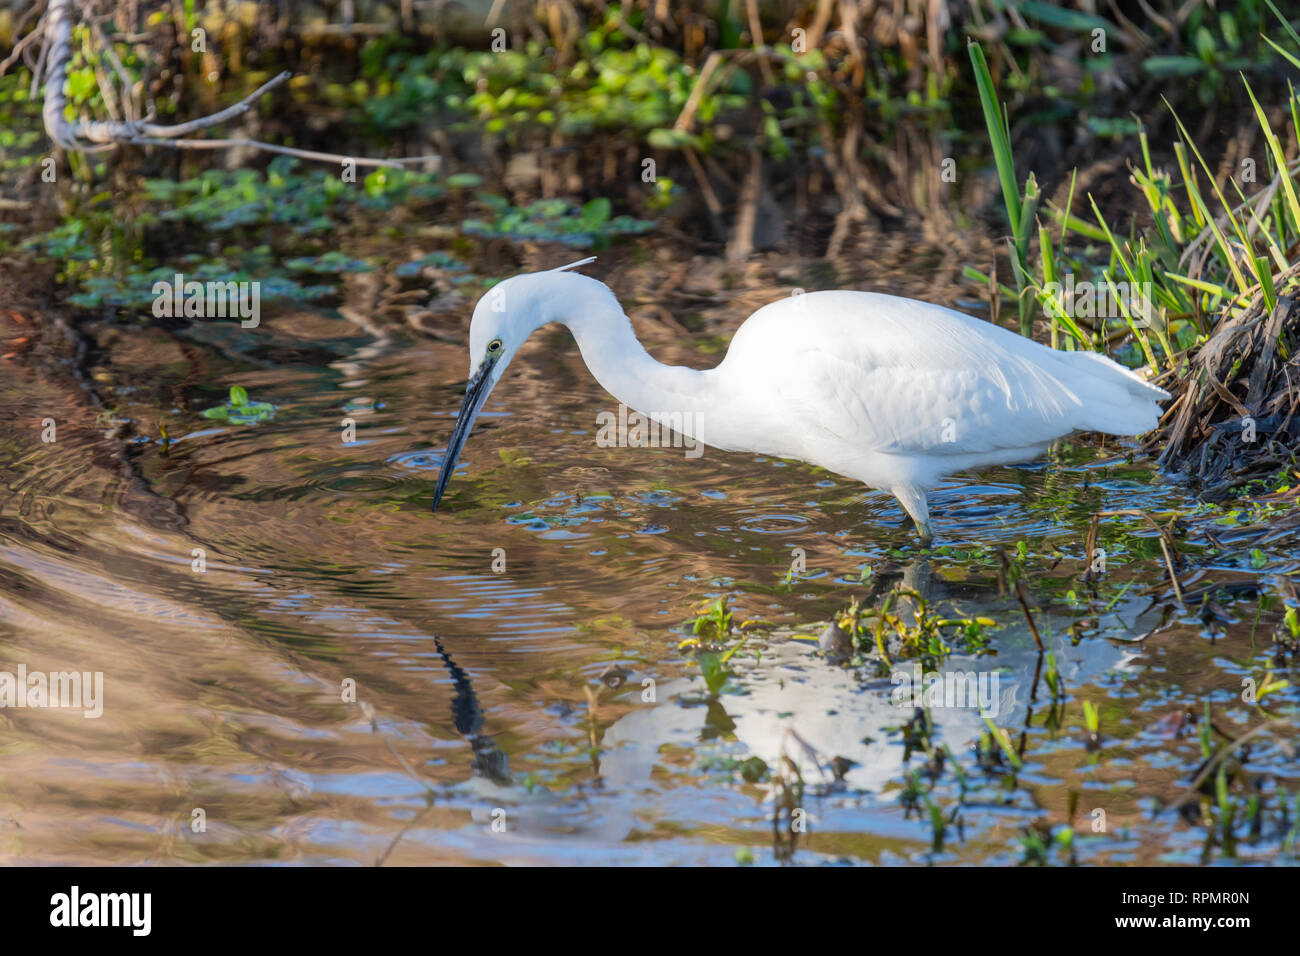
462 195 654 249
965 12 1300 502
201 385 275 424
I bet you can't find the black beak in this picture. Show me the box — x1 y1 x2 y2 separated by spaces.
432 356 496 512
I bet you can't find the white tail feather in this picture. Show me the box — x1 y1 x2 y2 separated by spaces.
1063 350 1169 435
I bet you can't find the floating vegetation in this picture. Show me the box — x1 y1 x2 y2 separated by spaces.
13 154 649 312
681 598 746 696
462 195 655 249
394 251 468 278
821 590 998 669
285 252 374 275
201 385 275 424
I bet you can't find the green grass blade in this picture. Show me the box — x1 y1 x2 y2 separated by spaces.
1264 35 1300 70
1265 0 1300 48
968 40 1023 242
1243 76 1300 238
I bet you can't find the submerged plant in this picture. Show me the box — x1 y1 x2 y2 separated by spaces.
682 598 744 696
849 588 997 666
1082 699 1102 753
690 598 733 641
201 385 275 424
1019 822 1077 866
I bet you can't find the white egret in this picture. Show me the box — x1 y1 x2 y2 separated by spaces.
431 258 1169 542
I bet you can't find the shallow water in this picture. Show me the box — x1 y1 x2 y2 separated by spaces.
1 298 1297 866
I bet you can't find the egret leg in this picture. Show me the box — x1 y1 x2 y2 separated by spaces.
891 485 933 545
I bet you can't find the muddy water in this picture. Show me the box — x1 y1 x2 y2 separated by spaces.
0 291 1297 865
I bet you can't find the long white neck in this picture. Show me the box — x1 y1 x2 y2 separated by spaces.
539 276 720 441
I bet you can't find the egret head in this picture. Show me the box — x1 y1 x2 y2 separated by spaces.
431 256 597 512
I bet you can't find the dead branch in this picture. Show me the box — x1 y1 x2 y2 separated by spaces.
36 0 438 169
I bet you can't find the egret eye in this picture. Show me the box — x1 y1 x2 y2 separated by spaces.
487 339 503 354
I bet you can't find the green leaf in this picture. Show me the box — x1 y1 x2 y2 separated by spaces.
1263 34 1300 70
1143 56 1205 77
1018 1 1112 33
967 41 1020 237
1243 76 1300 249
229 385 249 407
697 651 728 695
66 68 97 102
444 173 483 189
580 197 611 227
647 127 699 150
1194 27 1217 62
1082 699 1100 733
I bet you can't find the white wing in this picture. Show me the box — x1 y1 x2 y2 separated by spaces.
720 291 1165 460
